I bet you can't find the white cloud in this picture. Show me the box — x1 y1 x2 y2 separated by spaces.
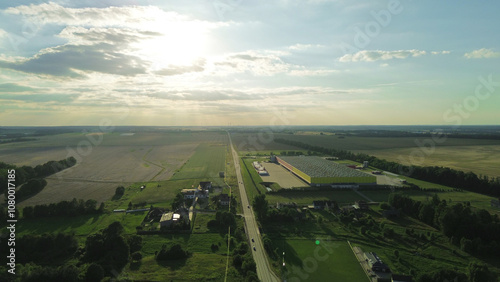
464 48 500 59
431 50 451 55
288 43 326 51
339 49 427 62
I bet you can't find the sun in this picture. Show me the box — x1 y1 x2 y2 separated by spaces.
136 20 208 69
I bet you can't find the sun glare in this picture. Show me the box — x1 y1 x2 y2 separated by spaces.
135 20 208 69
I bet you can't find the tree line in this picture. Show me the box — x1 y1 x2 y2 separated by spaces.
0 221 143 282
0 157 77 196
275 138 500 196
22 198 104 219
389 193 500 257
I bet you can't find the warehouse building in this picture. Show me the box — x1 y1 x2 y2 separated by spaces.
276 156 376 186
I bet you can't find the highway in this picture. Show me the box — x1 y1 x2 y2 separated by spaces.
228 133 280 282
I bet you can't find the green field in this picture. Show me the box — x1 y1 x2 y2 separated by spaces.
275 239 368 282
171 143 227 182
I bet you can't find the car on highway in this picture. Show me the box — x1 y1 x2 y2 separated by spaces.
251 238 254 242
247 205 250 208
253 247 256 251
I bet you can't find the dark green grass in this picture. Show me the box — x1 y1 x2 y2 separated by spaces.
271 239 368 282
16 211 146 237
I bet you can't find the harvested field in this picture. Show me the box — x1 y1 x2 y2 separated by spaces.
1 131 227 206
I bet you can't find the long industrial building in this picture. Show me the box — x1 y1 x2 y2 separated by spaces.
276 156 376 186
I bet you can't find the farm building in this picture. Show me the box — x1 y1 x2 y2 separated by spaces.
276 156 376 186
364 252 391 273
181 189 197 199
313 200 337 210
219 193 231 206
199 181 212 191
160 208 189 228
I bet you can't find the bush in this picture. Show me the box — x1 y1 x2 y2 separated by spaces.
379 203 391 210
131 251 142 262
115 186 125 197
156 244 190 261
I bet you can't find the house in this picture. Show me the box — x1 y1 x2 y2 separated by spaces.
219 194 231 206
364 252 391 273
160 208 189 228
199 181 212 191
313 200 336 210
159 212 174 228
392 274 413 282
181 189 197 199
197 189 209 199
354 200 369 210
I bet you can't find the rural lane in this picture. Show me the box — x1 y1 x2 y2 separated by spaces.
228 133 280 282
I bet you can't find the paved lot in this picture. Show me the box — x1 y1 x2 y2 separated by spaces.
260 162 308 188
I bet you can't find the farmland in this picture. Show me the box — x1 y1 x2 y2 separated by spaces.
278 239 368 282
0 129 255 281
0 131 228 206
232 132 500 179
355 145 500 178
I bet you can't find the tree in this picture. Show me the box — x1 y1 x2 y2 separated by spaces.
468 262 495 282
114 186 125 197
419 203 435 226
85 263 104 282
131 251 142 262
128 235 143 254
252 194 268 221
171 193 185 210
156 244 189 261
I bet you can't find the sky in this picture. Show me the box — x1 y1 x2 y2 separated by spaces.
0 0 499 126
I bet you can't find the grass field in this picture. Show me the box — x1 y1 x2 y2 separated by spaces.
171 142 227 182
15 211 147 238
274 239 368 282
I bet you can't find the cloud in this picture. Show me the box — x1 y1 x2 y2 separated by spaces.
431 50 451 55
0 93 78 103
288 43 326 51
213 51 291 76
212 51 338 77
0 27 158 77
154 60 206 76
0 83 36 92
464 48 500 59
339 49 427 62
0 42 149 78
